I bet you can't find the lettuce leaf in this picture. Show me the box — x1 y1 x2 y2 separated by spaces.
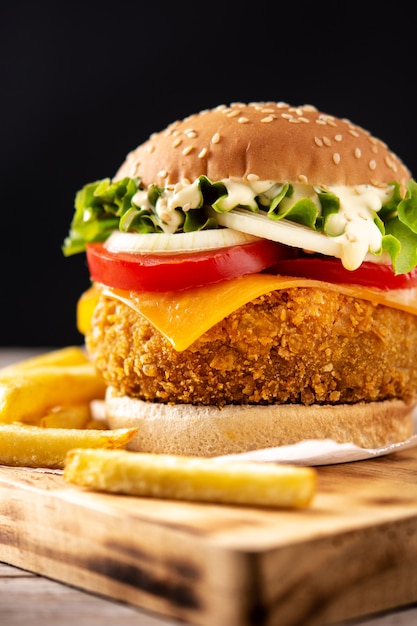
62 176 417 275
63 177 158 256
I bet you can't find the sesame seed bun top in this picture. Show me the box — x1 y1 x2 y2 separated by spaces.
114 102 411 190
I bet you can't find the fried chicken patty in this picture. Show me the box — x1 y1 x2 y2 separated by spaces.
85 288 417 407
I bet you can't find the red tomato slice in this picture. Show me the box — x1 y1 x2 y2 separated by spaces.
86 240 293 292
271 257 417 290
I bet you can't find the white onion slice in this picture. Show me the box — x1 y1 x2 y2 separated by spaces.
215 209 391 266
215 209 342 255
104 228 261 254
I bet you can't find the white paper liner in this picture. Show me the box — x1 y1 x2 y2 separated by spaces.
215 412 417 466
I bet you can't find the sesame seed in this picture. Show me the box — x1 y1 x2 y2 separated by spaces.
157 170 167 178
198 147 208 159
281 113 292 120
354 148 362 158
172 138 182 148
261 107 275 113
334 134 343 142
238 117 249 123
211 133 220 144
315 119 327 125
182 146 193 156
348 129 360 138
226 110 240 117
314 137 323 147
146 144 156 153
247 173 260 181
333 153 341 165
261 116 275 123
289 117 301 123
371 145 378 154
186 130 197 138
276 102 289 108
322 136 331 146
388 153 399 172
298 174 308 183
298 116 310 123
368 159 377 171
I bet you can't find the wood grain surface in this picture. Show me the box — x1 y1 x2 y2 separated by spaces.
0 447 416 626
0 561 165 626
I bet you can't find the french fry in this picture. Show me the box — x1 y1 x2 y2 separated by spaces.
64 449 317 508
86 418 108 430
0 363 106 424
40 405 92 429
0 424 137 469
0 346 89 375
40 404 108 429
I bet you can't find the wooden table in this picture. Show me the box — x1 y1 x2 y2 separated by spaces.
1 559 417 626
0 561 173 625
1 560 416 626
1 348 416 626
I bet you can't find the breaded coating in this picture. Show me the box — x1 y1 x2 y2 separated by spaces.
85 288 417 407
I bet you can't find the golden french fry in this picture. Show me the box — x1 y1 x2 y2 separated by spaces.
64 449 317 508
0 363 106 424
17 413 43 426
0 346 89 375
86 418 108 430
0 424 137 469
40 405 92 429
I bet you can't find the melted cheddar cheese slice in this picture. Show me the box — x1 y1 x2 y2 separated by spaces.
77 274 417 352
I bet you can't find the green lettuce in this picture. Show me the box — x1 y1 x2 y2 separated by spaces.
62 176 417 275
381 179 417 273
63 177 144 256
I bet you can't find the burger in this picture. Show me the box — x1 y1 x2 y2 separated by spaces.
63 101 417 456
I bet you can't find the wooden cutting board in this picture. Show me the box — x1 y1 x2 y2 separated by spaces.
1 447 416 626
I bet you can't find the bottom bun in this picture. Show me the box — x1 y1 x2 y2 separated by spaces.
105 387 416 456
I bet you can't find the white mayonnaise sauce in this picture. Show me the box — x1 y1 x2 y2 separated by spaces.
131 179 394 269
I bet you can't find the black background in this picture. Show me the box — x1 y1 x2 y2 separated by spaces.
1 1 416 347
